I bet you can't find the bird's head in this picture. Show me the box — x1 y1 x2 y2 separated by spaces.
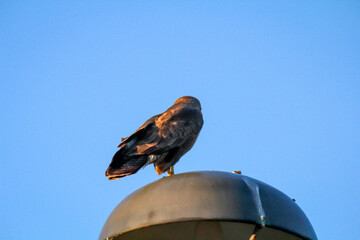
174 96 202 110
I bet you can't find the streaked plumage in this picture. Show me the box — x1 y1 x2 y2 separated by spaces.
105 96 203 180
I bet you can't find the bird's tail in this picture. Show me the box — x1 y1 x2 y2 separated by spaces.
105 149 148 180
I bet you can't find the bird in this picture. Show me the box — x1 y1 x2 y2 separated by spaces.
105 96 204 180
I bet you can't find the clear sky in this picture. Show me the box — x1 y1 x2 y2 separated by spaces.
1 1 359 239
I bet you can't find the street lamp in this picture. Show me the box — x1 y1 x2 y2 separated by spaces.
99 171 317 240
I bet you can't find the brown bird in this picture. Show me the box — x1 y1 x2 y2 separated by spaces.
105 96 203 180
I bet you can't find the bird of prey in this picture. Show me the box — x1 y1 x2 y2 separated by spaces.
105 96 203 180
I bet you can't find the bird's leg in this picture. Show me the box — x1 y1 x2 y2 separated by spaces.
167 166 175 176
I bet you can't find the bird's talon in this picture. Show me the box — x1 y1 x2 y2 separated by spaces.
167 166 175 176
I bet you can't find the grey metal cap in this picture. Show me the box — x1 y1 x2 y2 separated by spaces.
99 171 317 240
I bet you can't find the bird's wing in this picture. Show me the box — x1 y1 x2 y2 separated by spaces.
118 114 162 148
136 107 203 155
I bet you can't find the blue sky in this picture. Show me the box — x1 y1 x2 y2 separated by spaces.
1 1 359 239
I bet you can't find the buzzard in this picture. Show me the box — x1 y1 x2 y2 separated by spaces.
105 96 203 180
